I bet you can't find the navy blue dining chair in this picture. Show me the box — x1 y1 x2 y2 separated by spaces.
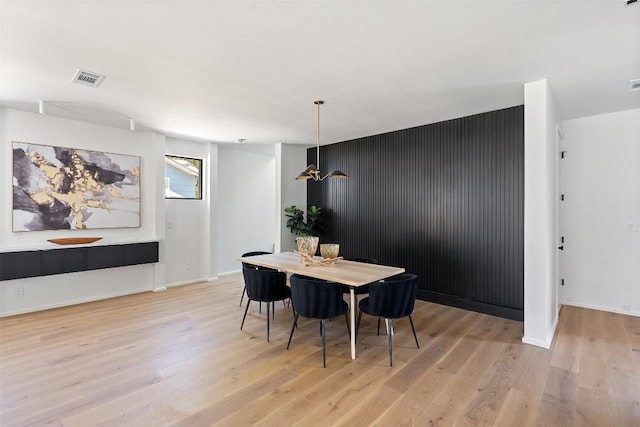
239 251 273 307
287 274 350 368
240 265 292 342
356 273 419 366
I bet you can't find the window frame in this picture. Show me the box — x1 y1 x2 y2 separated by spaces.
164 154 203 200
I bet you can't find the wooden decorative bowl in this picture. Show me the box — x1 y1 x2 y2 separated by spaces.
47 237 103 245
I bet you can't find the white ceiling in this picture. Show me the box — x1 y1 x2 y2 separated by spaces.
1 1 639 147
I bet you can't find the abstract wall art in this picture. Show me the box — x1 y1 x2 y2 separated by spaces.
12 142 141 231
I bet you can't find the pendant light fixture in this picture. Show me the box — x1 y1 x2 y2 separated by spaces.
295 100 348 181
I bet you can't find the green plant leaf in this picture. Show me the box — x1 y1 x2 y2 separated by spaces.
284 204 324 237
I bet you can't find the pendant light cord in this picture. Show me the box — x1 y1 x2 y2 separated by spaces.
295 99 346 181
315 100 323 173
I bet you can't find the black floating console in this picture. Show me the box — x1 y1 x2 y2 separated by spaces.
0 241 159 281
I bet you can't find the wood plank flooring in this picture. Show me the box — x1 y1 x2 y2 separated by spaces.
1 274 638 426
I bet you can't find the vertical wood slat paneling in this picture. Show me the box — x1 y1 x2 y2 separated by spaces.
307 106 524 320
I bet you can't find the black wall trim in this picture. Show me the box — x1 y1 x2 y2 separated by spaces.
308 106 524 320
417 289 524 321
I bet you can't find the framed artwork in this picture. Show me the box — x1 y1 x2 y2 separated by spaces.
12 141 141 231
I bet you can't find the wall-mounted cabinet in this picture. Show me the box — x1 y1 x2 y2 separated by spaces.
0 241 159 281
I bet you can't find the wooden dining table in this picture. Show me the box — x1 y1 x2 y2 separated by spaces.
238 252 405 359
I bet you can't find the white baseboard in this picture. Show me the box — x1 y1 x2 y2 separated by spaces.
522 300 640 349
562 300 640 317
218 270 241 277
522 330 553 349
546 313 559 347
522 313 559 349
521 336 551 349
166 278 208 288
1 288 152 317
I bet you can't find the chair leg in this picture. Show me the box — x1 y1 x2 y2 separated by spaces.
321 319 327 368
387 318 393 367
356 309 363 342
409 315 419 348
241 299 251 330
352 294 358 339
287 314 299 349
266 302 270 342
291 303 297 327
272 301 275 320
344 312 350 338
377 317 381 336
239 286 246 307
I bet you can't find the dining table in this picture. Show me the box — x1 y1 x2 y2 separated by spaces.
237 251 405 359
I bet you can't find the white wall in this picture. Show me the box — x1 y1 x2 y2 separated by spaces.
164 138 212 286
216 146 276 275
561 109 640 316
523 79 561 348
0 108 164 316
0 108 286 315
275 143 308 253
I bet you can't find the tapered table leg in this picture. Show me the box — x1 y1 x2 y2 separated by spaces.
350 288 356 359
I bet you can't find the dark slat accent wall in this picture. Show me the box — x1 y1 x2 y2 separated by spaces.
308 106 524 320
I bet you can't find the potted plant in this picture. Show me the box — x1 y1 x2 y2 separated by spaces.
284 205 323 237
284 205 323 256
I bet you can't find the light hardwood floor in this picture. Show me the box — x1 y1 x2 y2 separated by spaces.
1 274 638 426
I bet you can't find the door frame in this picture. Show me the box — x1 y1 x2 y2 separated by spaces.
555 125 565 314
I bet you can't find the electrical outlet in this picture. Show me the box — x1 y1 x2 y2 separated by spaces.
629 223 640 231
13 286 24 298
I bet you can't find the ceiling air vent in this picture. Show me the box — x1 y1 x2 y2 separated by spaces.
71 69 105 87
629 79 640 92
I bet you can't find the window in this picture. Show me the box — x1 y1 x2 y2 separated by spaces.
164 155 203 199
